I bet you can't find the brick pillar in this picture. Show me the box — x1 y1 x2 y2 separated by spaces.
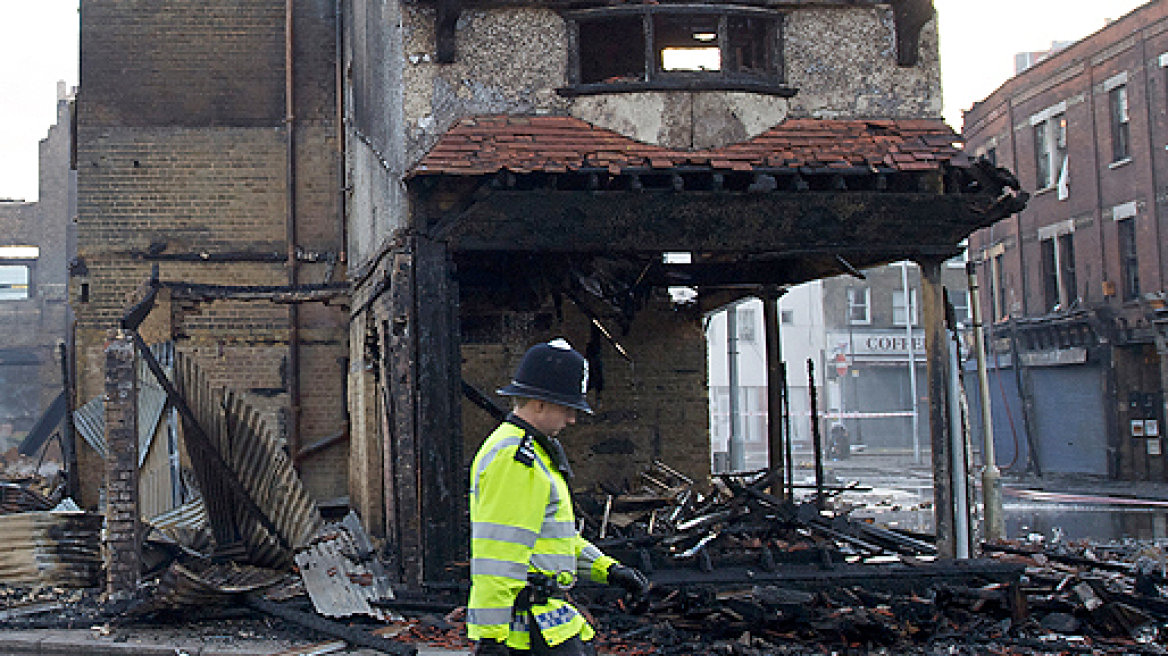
104 329 140 596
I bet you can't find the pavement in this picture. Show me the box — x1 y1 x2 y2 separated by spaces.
0 628 473 655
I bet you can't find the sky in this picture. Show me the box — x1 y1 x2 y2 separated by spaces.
0 1 1155 202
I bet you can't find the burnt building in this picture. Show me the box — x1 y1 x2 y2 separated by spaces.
963 1 1168 481
0 85 75 460
74 0 1024 586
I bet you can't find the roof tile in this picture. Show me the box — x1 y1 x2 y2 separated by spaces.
411 115 962 177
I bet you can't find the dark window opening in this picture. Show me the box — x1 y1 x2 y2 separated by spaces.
1118 217 1140 300
578 17 646 84
1041 238 1058 313
566 6 787 96
1058 232 1076 308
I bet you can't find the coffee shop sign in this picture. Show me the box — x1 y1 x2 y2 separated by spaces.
832 332 926 355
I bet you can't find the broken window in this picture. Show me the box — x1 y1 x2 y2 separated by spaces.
567 6 785 93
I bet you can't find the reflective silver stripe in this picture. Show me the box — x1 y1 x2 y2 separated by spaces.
530 553 576 573
473 522 539 548
530 452 561 507
467 606 513 627
471 436 524 497
472 557 529 581
539 519 576 539
578 544 603 564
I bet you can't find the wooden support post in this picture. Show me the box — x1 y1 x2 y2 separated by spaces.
415 236 464 579
762 289 787 499
919 257 955 559
104 329 141 596
381 235 463 587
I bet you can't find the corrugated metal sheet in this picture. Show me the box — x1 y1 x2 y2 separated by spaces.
73 395 106 459
0 511 103 587
176 352 323 569
147 560 289 611
147 495 208 531
295 512 395 620
0 483 53 515
72 341 174 466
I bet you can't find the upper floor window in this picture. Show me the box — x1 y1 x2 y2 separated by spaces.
563 6 790 96
1118 216 1140 301
947 289 970 329
990 250 1007 322
0 265 30 301
0 246 37 301
1029 103 1067 193
736 307 757 343
1110 84 1131 163
846 287 870 325
892 289 918 327
1039 230 1077 313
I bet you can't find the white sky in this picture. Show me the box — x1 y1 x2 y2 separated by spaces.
0 1 1154 202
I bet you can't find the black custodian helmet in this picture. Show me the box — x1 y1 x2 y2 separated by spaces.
497 339 593 414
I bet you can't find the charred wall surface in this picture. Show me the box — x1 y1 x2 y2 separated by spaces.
75 0 348 506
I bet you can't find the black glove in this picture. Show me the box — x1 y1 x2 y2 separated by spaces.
608 564 651 611
474 639 510 655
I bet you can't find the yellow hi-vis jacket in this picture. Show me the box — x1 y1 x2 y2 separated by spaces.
467 419 617 649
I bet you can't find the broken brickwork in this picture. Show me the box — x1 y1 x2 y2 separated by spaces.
103 330 140 595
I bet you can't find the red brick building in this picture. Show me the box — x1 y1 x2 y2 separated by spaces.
963 1 1168 481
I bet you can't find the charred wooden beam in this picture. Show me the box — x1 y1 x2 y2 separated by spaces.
162 281 349 304
441 191 1007 259
245 595 417 655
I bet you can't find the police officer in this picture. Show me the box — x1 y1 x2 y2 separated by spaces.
467 339 651 656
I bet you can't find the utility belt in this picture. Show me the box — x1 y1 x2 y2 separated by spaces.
516 570 576 610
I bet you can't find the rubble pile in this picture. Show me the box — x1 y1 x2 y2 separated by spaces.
558 463 1168 654
3 443 1168 654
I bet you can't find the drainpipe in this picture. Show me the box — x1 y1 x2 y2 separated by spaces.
727 307 744 472
948 324 970 559
335 0 347 268
286 0 301 460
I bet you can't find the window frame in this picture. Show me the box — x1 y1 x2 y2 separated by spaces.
947 289 971 328
1029 104 1067 192
0 261 33 301
846 286 871 326
561 4 793 97
1117 216 1140 301
1109 83 1131 163
892 288 919 327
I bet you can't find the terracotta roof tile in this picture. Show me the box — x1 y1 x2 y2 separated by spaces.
411 115 962 178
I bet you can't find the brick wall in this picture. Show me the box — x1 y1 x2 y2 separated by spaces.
461 295 712 493
75 0 348 507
